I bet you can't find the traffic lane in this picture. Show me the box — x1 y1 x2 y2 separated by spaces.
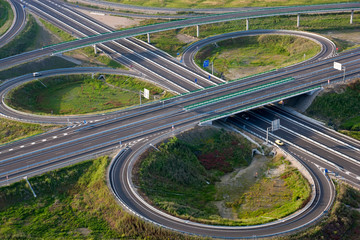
252 108 360 161
118 39 215 88
267 105 360 149
112 126 332 238
243 114 360 176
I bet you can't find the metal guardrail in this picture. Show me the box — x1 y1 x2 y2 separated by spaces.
184 77 293 110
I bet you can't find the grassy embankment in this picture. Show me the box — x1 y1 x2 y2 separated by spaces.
0 0 14 37
278 183 360 240
1 154 359 239
195 35 320 79
39 19 124 69
105 0 358 8
137 127 311 225
5 74 173 115
0 156 200 240
137 12 359 57
0 15 38 59
0 118 56 145
306 79 360 141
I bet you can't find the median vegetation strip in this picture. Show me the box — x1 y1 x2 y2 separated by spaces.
184 77 294 110
5 74 173 115
0 157 198 239
306 78 360 140
136 126 311 225
0 0 14 37
0 118 57 145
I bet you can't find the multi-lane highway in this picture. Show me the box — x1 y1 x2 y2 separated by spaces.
1 1 360 238
0 1 359 71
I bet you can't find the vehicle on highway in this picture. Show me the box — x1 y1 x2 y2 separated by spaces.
33 72 41 77
275 139 284 146
241 113 249 120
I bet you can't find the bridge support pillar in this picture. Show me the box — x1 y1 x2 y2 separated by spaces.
93 44 97 54
196 25 199 37
246 18 249 30
147 33 150 43
297 13 300 27
350 10 354 24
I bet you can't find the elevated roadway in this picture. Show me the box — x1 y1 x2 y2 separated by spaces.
0 1 359 70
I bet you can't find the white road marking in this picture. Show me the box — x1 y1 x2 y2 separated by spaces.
356 176 360 180
346 171 351 175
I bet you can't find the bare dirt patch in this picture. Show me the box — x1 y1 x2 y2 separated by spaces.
214 155 271 219
77 9 142 29
323 30 360 45
176 33 198 44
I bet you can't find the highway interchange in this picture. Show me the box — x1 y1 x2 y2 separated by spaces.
1 0 360 238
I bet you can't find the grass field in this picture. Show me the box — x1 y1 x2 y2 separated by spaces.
5 74 173 115
0 157 198 239
137 127 310 225
306 79 360 140
195 35 320 79
104 0 358 8
0 118 57 145
0 0 14 37
140 12 359 57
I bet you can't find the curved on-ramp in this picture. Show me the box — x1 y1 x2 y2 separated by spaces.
0 0 26 48
108 128 335 239
0 30 336 124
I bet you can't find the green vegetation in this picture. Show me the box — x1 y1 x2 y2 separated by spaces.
40 17 125 69
0 15 38 59
0 56 77 80
196 35 320 79
0 157 198 239
279 183 360 240
39 18 76 42
0 0 14 37
5 74 173 115
144 12 359 58
227 156 311 225
0 118 56 145
138 128 252 222
138 127 309 225
79 46 124 69
306 79 360 140
104 0 358 8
